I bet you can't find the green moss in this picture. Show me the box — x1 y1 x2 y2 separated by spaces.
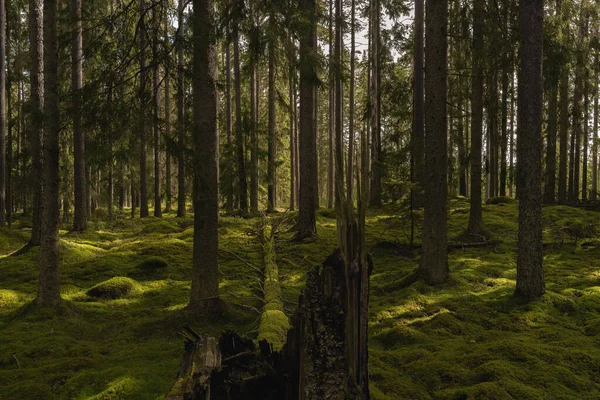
486 196 517 205
86 277 140 299
140 219 181 235
136 256 169 269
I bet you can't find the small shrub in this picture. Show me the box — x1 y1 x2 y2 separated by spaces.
86 277 139 299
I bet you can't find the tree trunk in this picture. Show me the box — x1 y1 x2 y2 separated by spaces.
164 1 172 213
153 17 162 218
467 0 484 235
509 71 515 197
420 0 448 285
233 25 248 215
327 0 334 210
516 0 544 299
544 76 558 204
289 43 296 211
250 61 259 214
267 34 277 212
369 0 382 207
583 71 590 202
189 0 221 311
29 0 44 245
347 0 356 205
297 0 318 238
38 0 61 307
0 0 6 227
412 0 425 208
139 0 149 217
593 54 599 201
177 0 186 217
225 43 233 213
334 0 343 213
500 4 509 197
72 0 86 231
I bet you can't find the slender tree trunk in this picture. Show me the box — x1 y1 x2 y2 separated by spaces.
467 0 484 235
108 161 114 218
334 0 343 213
509 71 515 197
119 165 125 211
29 0 44 244
369 0 382 207
412 0 425 208
177 0 186 217
233 25 248 215
500 4 509 197
0 0 6 227
558 69 569 201
225 43 233 213
72 0 86 231
420 0 448 285
250 61 259 213
289 42 296 211
164 0 172 213
544 77 558 204
153 17 162 218
297 0 318 238
593 54 599 201
5 20 11 227
347 0 356 204
139 0 149 217
327 0 334 210
38 0 61 307
267 33 277 212
189 0 221 312
516 0 544 299
583 73 590 202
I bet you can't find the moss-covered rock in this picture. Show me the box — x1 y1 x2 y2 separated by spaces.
86 277 139 299
136 256 169 269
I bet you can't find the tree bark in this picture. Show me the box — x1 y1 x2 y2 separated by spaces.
139 0 149 217
593 54 599 201
327 0 334 210
164 1 172 213
250 59 258 213
177 0 186 217
0 0 6 227
38 0 61 307
544 76 558 204
29 0 44 244
267 31 277 212
72 0 86 231
225 43 233 213
420 0 448 285
347 0 356 205
233 24 248 215
189 0 221 311
297 0 318 238
467 0 484 234
153 10 162 218
369 0 382 207
412 0 425 208
516 0 545 299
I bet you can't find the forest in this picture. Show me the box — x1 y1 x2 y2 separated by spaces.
1 0 600 398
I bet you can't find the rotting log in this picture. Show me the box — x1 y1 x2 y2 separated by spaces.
257 223 290 350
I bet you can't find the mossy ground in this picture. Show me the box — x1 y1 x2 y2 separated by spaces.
1 201 600 398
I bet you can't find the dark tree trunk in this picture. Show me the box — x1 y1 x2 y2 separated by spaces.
327 0 334 210
189 0 221 311
233 26 248 215
153 19 162 218
500 4 509 197
38 0 61 307
0 0 6 227
250 61 258 214
29 0 44 245
593 54 599 201
139 0 149 217
267 34 277 212
289 43 296 211
177 0 186 217
516 0 544 299
164 2 172 213
369 0 382 207
467 0 484 235
582 73 590 202
72 0 87 231
225 43 233 213
412 0 425 208
297 0 318 238
420 0 448 285
544 77 558 204
558 71 569 204
347 0 356 205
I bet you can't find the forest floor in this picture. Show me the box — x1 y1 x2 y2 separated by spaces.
1 198 600 399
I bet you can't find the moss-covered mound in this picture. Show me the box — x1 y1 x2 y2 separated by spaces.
141 220 181 235
136 256 169 269
86 277 140 299
486 196 517 205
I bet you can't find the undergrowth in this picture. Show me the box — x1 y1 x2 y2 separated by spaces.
1 201 600 398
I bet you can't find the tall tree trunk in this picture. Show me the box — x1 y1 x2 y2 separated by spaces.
177 0 186 217
544 77 558 204
139 0 149 217
38 0 61 307
297 0 318 238
583 71 590 202
420 0 448 285
153 16 162 218
0 0 6 227
500 3 509 197
225 43 233 213
593 54 599 201
249 61 258 213
267 33 277 212
164 0 172 213
558 73 569 202
347 0 356 204
29 0 44 245
233 25 248 215
412 0 425 208
327 0 334 210
334 0 343 213
289 41 296 211
516 0 544 299
509 71 515 197
467 0 485 235
369 0 382 207
72 0 86 231
5 19 11 227
189 0 221 312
